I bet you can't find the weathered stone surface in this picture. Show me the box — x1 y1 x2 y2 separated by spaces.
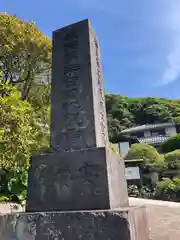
50 19 109 152
27 147 128 212
0 206 149 240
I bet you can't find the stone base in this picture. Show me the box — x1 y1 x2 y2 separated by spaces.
0 206 149 239
27 147 128 212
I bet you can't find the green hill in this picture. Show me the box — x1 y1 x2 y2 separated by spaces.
106 93 180 141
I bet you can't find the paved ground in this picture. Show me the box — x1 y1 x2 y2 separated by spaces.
0 199 180 239
129 198 180 240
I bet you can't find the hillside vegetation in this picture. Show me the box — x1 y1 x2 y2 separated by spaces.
106 94 180 141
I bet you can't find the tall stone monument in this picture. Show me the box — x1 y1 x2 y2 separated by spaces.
27 19 129 212
0 20 149 240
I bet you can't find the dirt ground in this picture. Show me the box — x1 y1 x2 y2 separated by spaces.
129 197 180 240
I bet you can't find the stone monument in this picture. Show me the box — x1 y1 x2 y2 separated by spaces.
0 19 149 240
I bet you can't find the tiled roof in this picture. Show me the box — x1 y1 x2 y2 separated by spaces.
120 122 176 135
138 136 169 145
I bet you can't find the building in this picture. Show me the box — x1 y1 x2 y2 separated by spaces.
111 136 143 185
115 122 180 156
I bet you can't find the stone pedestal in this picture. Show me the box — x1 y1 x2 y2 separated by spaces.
27 147 129 212
0 206 149 240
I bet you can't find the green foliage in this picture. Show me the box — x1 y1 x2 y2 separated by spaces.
128 184 154 199
105 94 135 140
0 196 9 202
110 143 120 156
0 86 33 169
0 168 28 204
0 13 51 202
162 134 180 153
105 93 180 141
128 185 141 197
107 114 123 140
155 178 173 196
156 177 180 198
7 169 27 204
0 78 49 170
0 12 52 102
0 72 15 97
164 150 180 170
125 143 165 171
144 104 173 123
128 179 180 201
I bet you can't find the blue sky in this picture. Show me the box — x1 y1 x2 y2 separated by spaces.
1 0 180 98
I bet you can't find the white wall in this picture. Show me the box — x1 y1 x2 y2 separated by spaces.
144 130 151 137
125 167 140 180
119 142 130 157
165 126 177 137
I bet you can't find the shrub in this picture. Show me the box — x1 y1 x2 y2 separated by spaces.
0 168 27 204
161 134 180 153
155 177 180 201
164 150 180 170
155 178 173 196
125 143 165 172
128 185 141 197
128 184 154 199
110 143 120 156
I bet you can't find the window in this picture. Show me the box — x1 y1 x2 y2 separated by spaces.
151 128 165 136
131 132 144 138
176 125 180 134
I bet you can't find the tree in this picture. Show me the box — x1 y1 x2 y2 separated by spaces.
144 104 173 123
0 13 52 101
105 93 179 141
0 88 33 169
107 114 122 141
125 143 164 171
164 150 180 170
161 134 180 153
0 78 49 170
105 93 134 140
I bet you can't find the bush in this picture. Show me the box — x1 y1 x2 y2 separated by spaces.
155 178 173 196
155 177 180 201
0 168 27 204
128 184 154 199
125 143 165 172
110 143 120 156
128 185 141 197
161 134 180 153
7 169 27 204
164 150 180 170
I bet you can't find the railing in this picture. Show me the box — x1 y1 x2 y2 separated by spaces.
138 135 169 145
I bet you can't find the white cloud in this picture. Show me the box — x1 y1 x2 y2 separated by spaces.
162 1 180 85
76 0 180 86
163 44 180 84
